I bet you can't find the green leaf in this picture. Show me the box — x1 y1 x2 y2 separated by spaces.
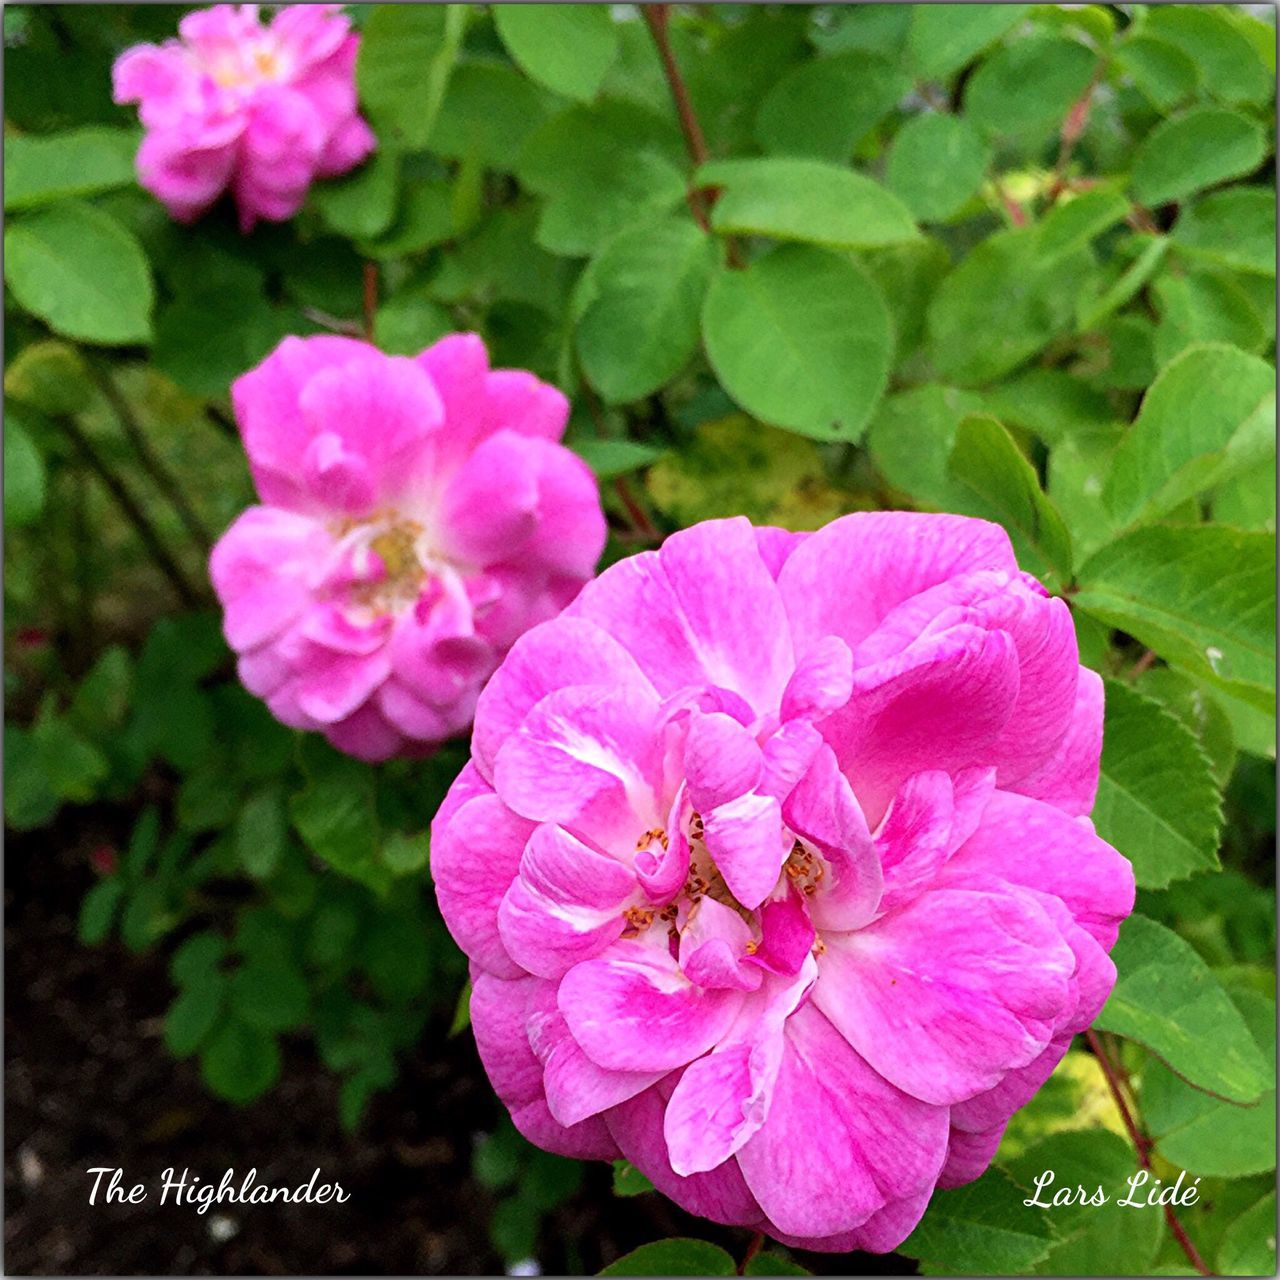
357 4 465 147
235 786 287 880
755 52 910 164
1137 667 1238 789
230 954 310 1032
494 4 618 102
171 931 228 988
5 339 94 414
610 1160 655 1198
69 645 132 734
380 830 430 875
164 979 225 1058
32 706 108 803
1218 1191 1277 1275
1038 188 1130 261
1144 6 1272 107
907 5 1033 80
577 219 716 403
373 292 452 357
901 1168 1055 1274
1004 1130 1164 1275
3 415 46 528
702 244 892 442
964 33 1098 136
1173 188 1276 277
290 741 389 894
1076 235 1170 332
1144 988 1276 1178
360 178 454 259
860 235 951 360
1105 343 1274 527
1091 680 1223 889
200 1018 281 1104
153 288 289 399
1153 274 1267 368
868 384 985 509
4 126 140 210
518 100 686 256
78 877 123 946
699 157 918 251
1131 107 1267 208
1094 913 1269 1103
885 113 988 223
313 146 400 240
434 61 558 170
572 437 665 481
4 201 153 344
1115 35 1198 112
982 368 1117 446
1074 524 1276 711
927 226 1094 385
599 1239 736 1277
948 413 1073 584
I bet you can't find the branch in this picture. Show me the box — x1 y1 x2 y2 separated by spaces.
737 1231 764 1276
88 363 214 554
642 4 742 266
1084 1029 1213 1276
582 381 662 546
1047 63 1104 204
55 415 207 608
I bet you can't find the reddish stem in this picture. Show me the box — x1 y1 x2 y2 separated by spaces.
362 261 378 341
1127 649 1158 682
1084 1029 1213 1276
738 1230 764 1275
643 4 742 266
1047 64 1104 203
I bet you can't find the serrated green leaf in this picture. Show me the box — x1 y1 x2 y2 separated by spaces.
235 786 287 880
1144 988 1276 1178
1091 680 1223 889
611 1159 655 1198
702 244 892 442
1038 188 1130 261
78 877 123 946
313 145 400 240
435 60 559 170
171 931 229 988
494 4 618 102
1074 524 1275 711
1115 35 1198 112
1153 274 1267 368
3 415 46 529
4 201 153 344
1094 913 1269 1103
229 954 309 1032
5 340 94 414
948 413 1073 583
1137 667 1238 788
1004 1130 1164 1275
1217 1191 1277 1275
867 384 986 509
572 438 665 481
164 978 225 1058
600 1239 736 1277
1144 6 1272 107
699 157 919 251
902 1168 1055 1274
1131 107 1267 208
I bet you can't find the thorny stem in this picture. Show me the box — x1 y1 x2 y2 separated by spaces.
89 363 214 554
362 261 379 341
1084 1029 1213 1276
738 1231 764 1275
55 415 206 608
643 4 743 267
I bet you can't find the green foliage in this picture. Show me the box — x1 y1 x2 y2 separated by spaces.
3 4 1274 1275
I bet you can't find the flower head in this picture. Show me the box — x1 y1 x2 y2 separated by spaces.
432 514 1134 1251
210 333 606 761
112 4 375 229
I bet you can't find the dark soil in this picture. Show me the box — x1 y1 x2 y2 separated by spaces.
5 815 913 1276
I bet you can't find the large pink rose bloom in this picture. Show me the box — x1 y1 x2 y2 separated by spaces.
432 515 1134 1252
209 333 606 762
112 4 375 230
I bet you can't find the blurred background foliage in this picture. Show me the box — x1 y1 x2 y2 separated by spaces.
3 3 1275 1274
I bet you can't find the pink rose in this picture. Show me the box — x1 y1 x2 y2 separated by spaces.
112 4 376 230
432 514 1134 1251
210 333 606 762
